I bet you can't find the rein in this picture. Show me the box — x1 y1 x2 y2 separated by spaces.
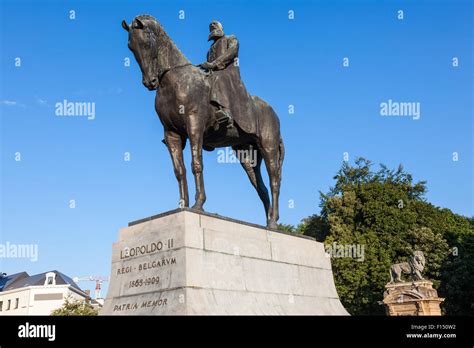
145 25 192 87
157 63 193 86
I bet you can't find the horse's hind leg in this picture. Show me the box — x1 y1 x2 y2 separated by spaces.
233 145 270 218
260 139 282 229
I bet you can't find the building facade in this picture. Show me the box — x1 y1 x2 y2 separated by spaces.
0 270 88 315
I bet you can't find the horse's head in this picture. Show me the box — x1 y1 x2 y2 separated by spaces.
122 16 159 90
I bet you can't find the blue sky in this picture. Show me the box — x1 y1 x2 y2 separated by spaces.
1 0 472 297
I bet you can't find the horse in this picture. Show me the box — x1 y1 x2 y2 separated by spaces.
122 15 284 229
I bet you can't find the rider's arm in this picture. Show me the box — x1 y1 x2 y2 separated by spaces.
213 35 239 70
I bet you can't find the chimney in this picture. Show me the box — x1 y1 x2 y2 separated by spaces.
84 289 91 298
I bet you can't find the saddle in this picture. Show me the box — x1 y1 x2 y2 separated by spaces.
198 65 257 136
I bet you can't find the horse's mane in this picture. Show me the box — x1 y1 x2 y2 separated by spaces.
135 14 190 65
137 14 156 21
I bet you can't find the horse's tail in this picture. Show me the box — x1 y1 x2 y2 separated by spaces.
278 137 284 179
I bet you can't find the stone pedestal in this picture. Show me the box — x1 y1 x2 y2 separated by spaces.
382 281 444 316
100 208 348 315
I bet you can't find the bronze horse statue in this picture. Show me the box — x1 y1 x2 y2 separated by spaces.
122 15 284 228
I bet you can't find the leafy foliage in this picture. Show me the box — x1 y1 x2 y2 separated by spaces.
297 158 473 315
277 223 297 233
50 296 98 316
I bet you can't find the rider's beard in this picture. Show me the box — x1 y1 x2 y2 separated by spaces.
208 29 224 41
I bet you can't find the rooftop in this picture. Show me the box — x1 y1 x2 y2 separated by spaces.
0 270 84 293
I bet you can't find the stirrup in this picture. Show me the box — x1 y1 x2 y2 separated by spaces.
215 109 229 121
215 109 233 129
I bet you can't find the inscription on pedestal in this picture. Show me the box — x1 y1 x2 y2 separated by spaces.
120 238 174 260
106 236 185 304
117 256 177 275
113 298 168 313
100 209 349 315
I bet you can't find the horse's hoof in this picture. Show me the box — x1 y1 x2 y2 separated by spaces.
267 221 278 230
191 204 204 211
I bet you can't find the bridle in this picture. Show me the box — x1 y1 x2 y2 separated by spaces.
144 25 192 87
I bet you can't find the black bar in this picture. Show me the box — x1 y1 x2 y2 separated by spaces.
0 315 472 346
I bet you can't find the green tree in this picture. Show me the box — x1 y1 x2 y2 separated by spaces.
438 218 474 314
277 223 296 233
51 296 98 316
302 158 472 315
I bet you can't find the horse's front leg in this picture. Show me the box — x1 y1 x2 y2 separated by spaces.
187 114 206 211
164 130 189 208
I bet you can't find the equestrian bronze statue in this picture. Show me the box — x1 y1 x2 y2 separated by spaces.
122 15 284 228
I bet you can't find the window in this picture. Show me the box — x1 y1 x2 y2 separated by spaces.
7 299 11 310
0 301 3 311
44 272 56 286
15 298 19 309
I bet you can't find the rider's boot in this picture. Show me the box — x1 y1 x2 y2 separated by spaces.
216 107 234 129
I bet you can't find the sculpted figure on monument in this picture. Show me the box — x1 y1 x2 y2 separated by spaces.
122 15 284 228
199 20 243 130
389 250 426 283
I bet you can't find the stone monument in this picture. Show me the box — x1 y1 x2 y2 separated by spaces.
103 15 349 315
100 209 349 315
381 251 444 316
121 15 284 229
